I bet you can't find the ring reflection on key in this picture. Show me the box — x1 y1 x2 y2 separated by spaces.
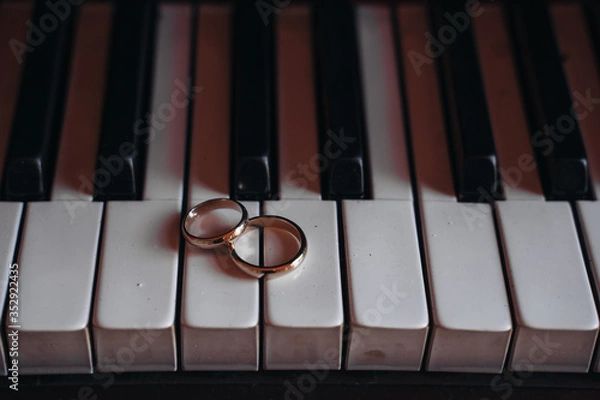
182 198 248 249
230 215 307 278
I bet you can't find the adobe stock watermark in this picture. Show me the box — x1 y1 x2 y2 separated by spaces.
480 333 561 400
284 281 408 400
63 78 202 218
67 330 164 400
462 88 600 229
255 0 291 26
268 126 355 215
407 0 484 76
283 128 356 192
9 0 84 65
6 263 20 392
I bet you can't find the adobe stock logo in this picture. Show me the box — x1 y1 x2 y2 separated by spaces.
407 0 484 76
10 0 84 64
255 0 291 26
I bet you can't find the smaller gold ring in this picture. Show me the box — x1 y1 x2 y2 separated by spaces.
182 198 248 249
230 215 307 278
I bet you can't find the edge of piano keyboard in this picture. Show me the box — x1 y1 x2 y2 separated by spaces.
2 370 600 399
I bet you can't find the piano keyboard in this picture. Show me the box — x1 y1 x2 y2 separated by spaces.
2 0 600 397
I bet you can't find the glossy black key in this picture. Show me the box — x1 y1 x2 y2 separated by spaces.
230 1 277 200
584 2 600 69
93 0 156 201
508 0 589 199
432 1 499 202
313 0 368 199
2 0 77 201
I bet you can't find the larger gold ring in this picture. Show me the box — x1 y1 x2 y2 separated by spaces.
182 198 248 249
229 215 307 278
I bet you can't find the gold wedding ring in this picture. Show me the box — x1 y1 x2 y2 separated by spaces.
181 198 248 249
229 215 307 278
182 199 307 277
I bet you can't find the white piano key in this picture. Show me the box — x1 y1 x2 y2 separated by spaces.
0 203 23 376
277 6 320 200
180 5 260 371
51 3 112 201
576 201 600 372
496 201 598 372
398 3 511 371
93 200 180 372
181 202 259 371
556 3 600 373
187 5 231 202
357 5 412 200
14 202 102 374
533 5 600 372
396 4 455 202
421 201 512 373
4 5 109 376
0 1 32 181
142 3 191 201
473 6 544 201
342 200 428 370
263 200 344 369
551 3 600 200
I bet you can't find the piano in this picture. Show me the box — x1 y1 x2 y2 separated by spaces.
1 0 600 398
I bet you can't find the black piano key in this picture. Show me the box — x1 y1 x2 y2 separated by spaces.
508 0 589 199
230 1 278 200
432 1 499 202
2 0 77 201
313 0 368 200
93 0 156 201
584 1 600 70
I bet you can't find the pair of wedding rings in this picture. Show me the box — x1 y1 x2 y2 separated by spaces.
181 198 307 278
